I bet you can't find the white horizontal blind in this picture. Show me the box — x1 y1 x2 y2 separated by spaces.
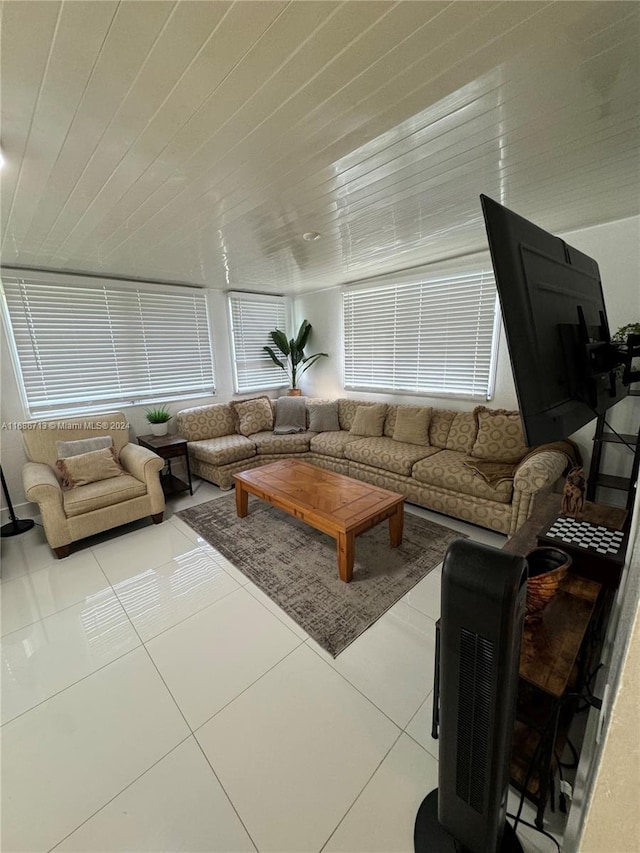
343 267 498 398
1 273 216 417
228 291 288 393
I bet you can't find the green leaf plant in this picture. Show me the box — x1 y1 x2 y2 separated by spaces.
145 405 172 424
263 319 328 390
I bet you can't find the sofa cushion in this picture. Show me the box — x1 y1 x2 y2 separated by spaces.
63 474 147 517
251 431 315 455
177 403 236 441
345 436 439 476
337 399 377 431
412 449 514 503
307 401 340 432
188 435 256 466
350 404 387 437
232 396 274 436
446 411 478 454
429 410 457 448
393 406 432 446
309 431 362 459
383 404 398 437
56 447 124 489
471 407 528 463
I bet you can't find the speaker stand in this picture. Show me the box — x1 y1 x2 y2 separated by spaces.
415 791 524 853
1 466 35 537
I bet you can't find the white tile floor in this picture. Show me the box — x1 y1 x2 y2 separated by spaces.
1 479 566 853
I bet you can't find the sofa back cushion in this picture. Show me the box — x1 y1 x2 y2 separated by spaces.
446 411 478 455
471 406 528 463
337 399 377 431
231 396 274 436
176 403 236 442
350 404 387 437
428 410 457 448
384 404 398 437
392 405 432 445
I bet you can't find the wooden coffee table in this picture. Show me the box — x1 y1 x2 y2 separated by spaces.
233 459 405 583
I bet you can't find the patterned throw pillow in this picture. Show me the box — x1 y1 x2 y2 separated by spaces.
56 447 124 489
349 404 387 437
231 396 274 436
471 407 528 463
392 406 432 445
446 411 478 455
56 435 113 459
307 401 340 432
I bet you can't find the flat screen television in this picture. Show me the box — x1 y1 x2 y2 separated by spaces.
480 195 628 446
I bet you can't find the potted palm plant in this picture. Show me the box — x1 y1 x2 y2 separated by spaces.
145 405 172 436
263 319 328 394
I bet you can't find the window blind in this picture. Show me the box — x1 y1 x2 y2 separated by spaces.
228 291 288 393
343 267 499 398
1 272 216 417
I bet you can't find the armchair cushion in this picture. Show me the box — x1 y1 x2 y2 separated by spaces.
56 447 124 489
63 475 147 517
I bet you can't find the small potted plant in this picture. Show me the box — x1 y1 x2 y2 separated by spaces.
263 319 328 395
145 405 172 436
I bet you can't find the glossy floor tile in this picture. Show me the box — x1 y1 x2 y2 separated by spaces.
0 480 563 853
196 644 400 853
54 737 255 852
1 647 189 852
1 589 141 724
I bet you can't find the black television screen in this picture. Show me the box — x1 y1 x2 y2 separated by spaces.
480 195 628 446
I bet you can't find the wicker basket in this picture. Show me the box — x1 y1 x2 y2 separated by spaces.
524 546 572 622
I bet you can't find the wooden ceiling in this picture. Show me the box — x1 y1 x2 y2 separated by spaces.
1 1 639 293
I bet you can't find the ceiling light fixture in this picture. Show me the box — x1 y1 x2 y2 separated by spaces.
302 231 321 241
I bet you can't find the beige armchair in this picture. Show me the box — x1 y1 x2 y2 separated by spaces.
22 412 165 558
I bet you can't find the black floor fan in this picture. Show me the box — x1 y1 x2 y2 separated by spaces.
415 539 527 853
1 466 34 537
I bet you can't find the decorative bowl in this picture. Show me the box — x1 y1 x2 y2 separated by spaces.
524 546 572 622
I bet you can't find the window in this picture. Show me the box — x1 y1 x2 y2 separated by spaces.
228 291 288 393
343 263 499 398
1 271 216 417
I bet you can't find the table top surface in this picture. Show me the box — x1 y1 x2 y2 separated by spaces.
233 459 404 530
137 433 187 448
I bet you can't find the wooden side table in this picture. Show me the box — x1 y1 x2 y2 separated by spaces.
137 434 193 496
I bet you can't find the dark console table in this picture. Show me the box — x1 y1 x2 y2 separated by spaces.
137 434 193 496
503 492 628 828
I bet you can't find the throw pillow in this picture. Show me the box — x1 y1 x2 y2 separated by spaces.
349 403 387 437
392 406 432 445
56 435 113 459
307 401 340 432
471 406 528 463
56 447 124 489
231 396 274 436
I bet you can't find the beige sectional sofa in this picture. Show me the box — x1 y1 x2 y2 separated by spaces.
176 398 573 535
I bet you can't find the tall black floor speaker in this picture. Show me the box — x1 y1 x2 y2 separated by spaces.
415 539 527 853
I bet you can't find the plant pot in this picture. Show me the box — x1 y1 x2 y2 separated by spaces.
150 422 169 436
287 388 302 396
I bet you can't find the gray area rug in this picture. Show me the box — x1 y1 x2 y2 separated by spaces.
177 495 466 656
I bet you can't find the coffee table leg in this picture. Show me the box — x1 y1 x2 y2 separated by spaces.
389 502 404 547
235 483 248 517
337 531 355 583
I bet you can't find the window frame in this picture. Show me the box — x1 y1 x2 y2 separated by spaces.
1 269 217 419
341 258 500 401
227 290 289 394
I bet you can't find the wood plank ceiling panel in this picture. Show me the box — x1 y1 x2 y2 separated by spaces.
0 0 638 293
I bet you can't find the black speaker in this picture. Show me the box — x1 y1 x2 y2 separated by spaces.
415 538 527 853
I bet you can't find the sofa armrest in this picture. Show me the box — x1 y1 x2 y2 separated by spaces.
510 450 568 534
119 443 164 484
